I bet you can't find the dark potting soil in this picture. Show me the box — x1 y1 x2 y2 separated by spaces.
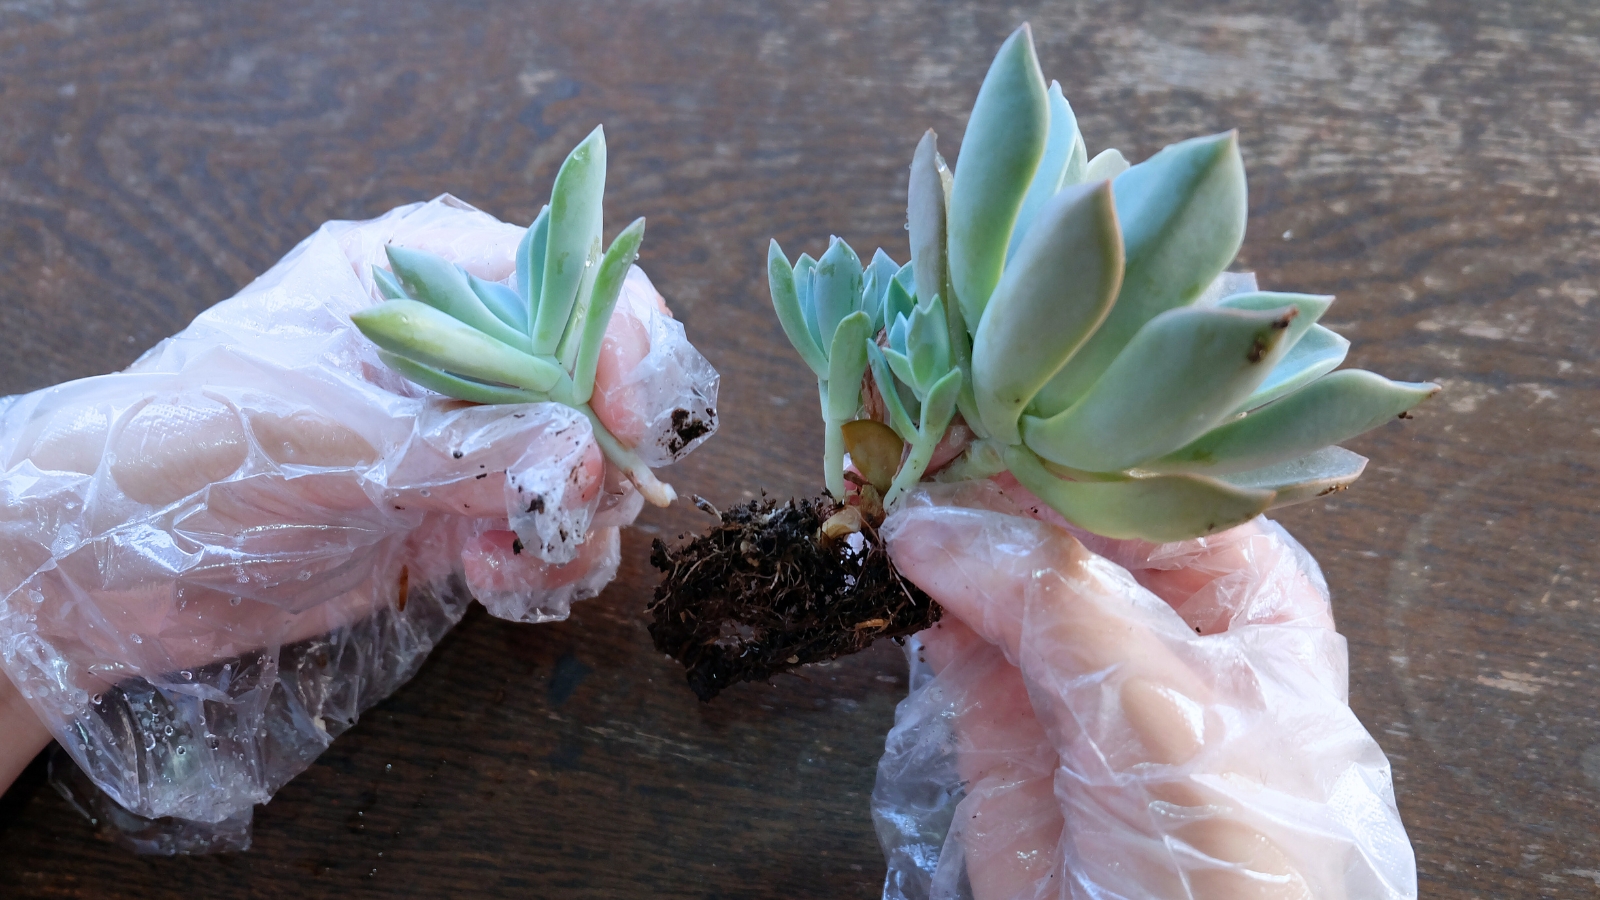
647 494 940 701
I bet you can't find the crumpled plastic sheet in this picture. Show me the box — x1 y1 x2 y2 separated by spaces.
872 479 1417 899
0 195 717 853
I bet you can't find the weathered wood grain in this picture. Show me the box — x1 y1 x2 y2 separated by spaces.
1 0 1598 896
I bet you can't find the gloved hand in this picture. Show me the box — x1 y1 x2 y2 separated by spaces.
0 196 717 850
872 479 1416 899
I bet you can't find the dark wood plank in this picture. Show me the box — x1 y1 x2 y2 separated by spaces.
1 0 1597 896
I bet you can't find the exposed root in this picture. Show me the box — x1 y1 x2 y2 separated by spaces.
647 493 939 701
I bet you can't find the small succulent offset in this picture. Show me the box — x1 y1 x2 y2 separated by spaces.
768 25 1438 542
351 127 676 507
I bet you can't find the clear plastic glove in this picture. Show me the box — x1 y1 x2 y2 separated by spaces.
0 196 717 850
873 479 1416 899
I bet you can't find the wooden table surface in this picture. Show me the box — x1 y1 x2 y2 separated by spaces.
1 1 1597 896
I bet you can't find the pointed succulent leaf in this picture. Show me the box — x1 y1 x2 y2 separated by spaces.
555 238 603 370
768 240 829 377
908 130 948 312
516 204 551 318
1216 292 1331 353
1081 148 1130 182
947 24 1050 327
373 267 408 301
794 253 821 350
352 300 565 394
1020 304 1297 472
1007 81 1085 261
814 237 864 345
377 350 547 405
842 419 905 493
1217 445 1368 509
887 312 910 355
532 126 606 356
1235 324 1349 412
1004 445 1273 541
884 265 917 330
383 246 528 348
824 311 873 424
972 180 1124 445
864 248 900 332
469 273 530 334
1144 369 1439 476
573 217 646 404
906 296 952 389
867 341 919 441
1032 132 1248 411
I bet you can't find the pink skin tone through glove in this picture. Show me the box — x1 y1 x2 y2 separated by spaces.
879 478 1416 899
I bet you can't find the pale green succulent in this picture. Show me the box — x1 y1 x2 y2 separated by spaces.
351 127 675 506
768 24 1437 542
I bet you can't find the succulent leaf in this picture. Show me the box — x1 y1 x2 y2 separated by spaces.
947 24 1050 328
1020 305 1297 472
842 419 905 493
908 130 948 312
469 273 530 334
374 267 407 301
906 296 952 390
768 240 829 377
572 217 646 405
1218 445 1367 509
864 248 900 332
824 311 873 425
884 265 917 330
384 245 528 349
1144 369 1439 475
1215 291 1330 352
814 237 865 345
1005 445 1274 541
866 341 919 441
1235 324 1349 412
532 125 606 356
1029 131 1249 414
794 252 821 349
516 204 550 319
352 299 565 394
1081 148 1130 182
1008 81 1085 261
376 350 545 406
972 179 1124 444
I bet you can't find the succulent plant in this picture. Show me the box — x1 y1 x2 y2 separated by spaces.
351 127 677 507
768 24 1437 542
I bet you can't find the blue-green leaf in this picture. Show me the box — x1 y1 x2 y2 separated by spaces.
814 237 864 345
1007 81 1084 262
867 341 919 442
377 350 547 405
1020 304 1297 472
1081 148 1129 182
1031 131 1248 412
469 273 530 334
795 252 821 352
908 129 947 312
907 296 951 389
769 240 829 377
573 217 647 404
825 311 873 424
1218 445 1367 509
884 265 917 332
1215 291 1330 352
352 299 565 394
863 248 899 333
946 24 1050 328
516 205 550 321
1005 445 1273 541
373 267 408 301
384 245 527 348
532 126 606 356
1143 369 1439 475
972 180 1123 444
1235 324 1349 413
